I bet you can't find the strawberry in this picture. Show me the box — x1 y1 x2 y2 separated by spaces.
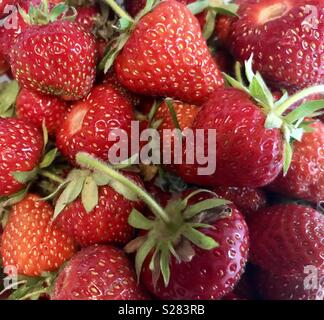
51 245 149 300
0 118 43 197
0 53 9 75
54 172 144 247
1 194 76 276
10 2 97 101
75 5 99 33
213 186 267 216
226 0 324 90
16 88 69 135
268 120 324 203
254 268 324 300
56 83 134 164
248 204 324 277
106 1 224 105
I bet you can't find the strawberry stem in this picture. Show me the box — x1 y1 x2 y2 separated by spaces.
274 85 324 116
76 152 170 224
103 0 134 22
39 170 65 184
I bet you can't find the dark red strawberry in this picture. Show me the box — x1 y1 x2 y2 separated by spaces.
0 52 9 75
248 204 324 277
268 120 324 203
226 0 324 90
113 1 224 105
222 292 247 300
54 172 144 247
16 88 69 135
56 83 134 164
213 186 267 216
10 4 97 101
51 245 149 300
75 5 99 33
0 118 43 197
1 194 76 276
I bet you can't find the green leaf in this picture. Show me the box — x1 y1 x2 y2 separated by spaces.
81 176 98 213
39 148 57 169
135 237 157 280
110 180 138 201
0 186 29 209
92 171 111 186
183 227 219 250
119 17 131 30
49 3 66 22
250 72 274 110
165 98 182 131
274 90 289 107
128 208 155 230
244 54 255 83
284 100 324 124
0 81 19 117
160 244 171 286
283 140 293 175
212 4 239 17
223 73 249 93
12 168 38 184
187 0 208 15
202 9 216 40
265 112 283 129
148 100 161 123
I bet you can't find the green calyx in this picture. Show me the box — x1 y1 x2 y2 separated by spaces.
76 152 232 287
187 0 239 39
0 81 19 118
18 0 77 25
224 55 324 175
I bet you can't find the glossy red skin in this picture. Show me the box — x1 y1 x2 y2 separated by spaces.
178 88 283 188
16 88 69 135
56 83 134 164
1 194 76 276
10 20 97 101
75 6 99 33
52 245 149 300
255 268 324 300
0 118 43 197
268 121 324 203
115 1 224 105
213 186 267 216
227 0 324 90
249 205 324 276
141 202 249 300
54 173 144 247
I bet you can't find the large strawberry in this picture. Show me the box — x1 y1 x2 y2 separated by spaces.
268 120 324 203
225 0 324 90
1 194 76 276
56 83 134 164
103 0 224 105
248 204 324 277
16 88 69 135
10 1 97 101
51 245 149 300
0 118 43 197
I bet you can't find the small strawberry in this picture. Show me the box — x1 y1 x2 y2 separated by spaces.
0 118 43 197
51 245 149 300
16 88 69 135
10 1 97 100
56 83 134 164
268 120 324 203
213 186 267 216
1 194 76 276
248 204 324 277
75 5 99 33
225 0 324 90
104 0 224 105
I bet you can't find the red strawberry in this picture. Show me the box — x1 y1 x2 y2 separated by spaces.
254 268 324 300
16 88 69 135
54 172 144 247
56 83 134 164
10 9 97 100
177 88 283 188
226 0 324 90
213 186 267 216
268 121 324 203
51 245 149 300
114 1 224 105
75 5 99 33
0 53 9 75
0 118 43 197
1 194 76 276
248 204 324 276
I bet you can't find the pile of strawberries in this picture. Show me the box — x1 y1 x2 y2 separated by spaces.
0 0 323 300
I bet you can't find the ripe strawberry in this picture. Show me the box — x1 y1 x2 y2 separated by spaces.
51 245 149 300
56 83 134 164
213 186 267 216
16 88 69 135
10 5 97 101
114 1 224 105
268 121 324 203
248 204 324 276
254 268 324 300
54 172 144 247
0 53 8 75
1 194 76 276
226 0 324 90
0 118 43 197
75 5 99 33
